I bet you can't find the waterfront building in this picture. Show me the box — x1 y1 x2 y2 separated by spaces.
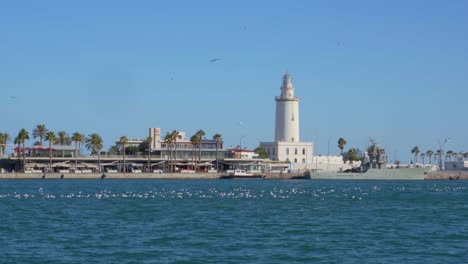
312 155 358 172
260 73 314 171
444 160 468 170
226 148 259 159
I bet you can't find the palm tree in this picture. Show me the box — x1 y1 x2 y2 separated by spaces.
196 129 205 166
57 131 71 145
426 150 433 164
17 129 30 172
337 138 347 157
145 136 153 172
32 124 48 146
0 133 4 157
190 134 199 171
71 132 84 172
13 136 20 171
44 131 57 171
0 132 10 157
411 146 420 164
57 131 71 157
118 136 128 173
164 132 174 172
213 133 222 171
85 133 103 172
436 149 443 167
420 153 426 165
446 150 453 161
171 130 181 172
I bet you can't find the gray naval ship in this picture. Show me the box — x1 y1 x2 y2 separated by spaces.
310 141 432 180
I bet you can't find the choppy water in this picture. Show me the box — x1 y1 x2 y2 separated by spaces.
1 180 467 263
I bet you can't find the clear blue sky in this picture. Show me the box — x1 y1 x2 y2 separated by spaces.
1 0 467 162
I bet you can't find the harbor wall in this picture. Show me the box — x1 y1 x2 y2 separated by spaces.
425 171 468 180
0 172 310 180
0 172 221 180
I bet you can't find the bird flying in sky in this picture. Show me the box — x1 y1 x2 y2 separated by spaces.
209 58 221 62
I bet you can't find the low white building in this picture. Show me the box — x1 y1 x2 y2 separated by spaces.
312 155 359 172
261 141 313 170
444 161 468 170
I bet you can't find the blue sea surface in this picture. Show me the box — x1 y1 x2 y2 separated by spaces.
1 179 467 263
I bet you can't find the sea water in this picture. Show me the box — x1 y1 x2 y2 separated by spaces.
0 180 467 263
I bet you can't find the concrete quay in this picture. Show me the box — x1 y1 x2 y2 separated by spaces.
425 171 468 180
0 172 221 180
0 172 311 180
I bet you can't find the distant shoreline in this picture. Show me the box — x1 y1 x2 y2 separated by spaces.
0 172 307 180
1 172 466 180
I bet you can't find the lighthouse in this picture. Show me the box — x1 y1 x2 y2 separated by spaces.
275 72 300 142
260 72 313 171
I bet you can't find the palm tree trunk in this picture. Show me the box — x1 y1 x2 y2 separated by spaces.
75 142 78 172
147 148 151 173
167 145 169 172
216 143 219 171
98 153 101 173
122 145 126 173
22 142 26 172
192 147 195 170
174 142 177 172
49 144 52 172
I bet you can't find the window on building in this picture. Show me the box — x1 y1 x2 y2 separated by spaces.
302 148 305 155
302 158 305 163
294 158 297 163
286 148 289 155
292 138 295 142
295 148 297 155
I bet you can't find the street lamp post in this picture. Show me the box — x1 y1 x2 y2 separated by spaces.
239 135 246 159
438 138 450 171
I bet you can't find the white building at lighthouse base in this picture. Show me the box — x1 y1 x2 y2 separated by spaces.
260 141 313 171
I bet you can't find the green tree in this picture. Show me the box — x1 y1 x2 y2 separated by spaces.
164 132 174 172
57 131 71 145
57 131 71 157
411 146 420 164
0 133 3 156
171 130 182 172
345 148 361 164
118 136 128 172
0 132 11 157
71 132 84 171
196 129 205 166
32 124 48 146
85 133 103 172
213 133 222 171
426 150 433 164
190 134 200 171
108 145 119 155
337 137 347 157
420 152 426 165
17 129 30 172
254 146 269 159
44 131 57 171
13 136 21 159
446 150 453 161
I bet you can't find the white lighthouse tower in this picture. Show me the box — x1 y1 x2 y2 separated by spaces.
260 72 313 171
275 72 300 142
